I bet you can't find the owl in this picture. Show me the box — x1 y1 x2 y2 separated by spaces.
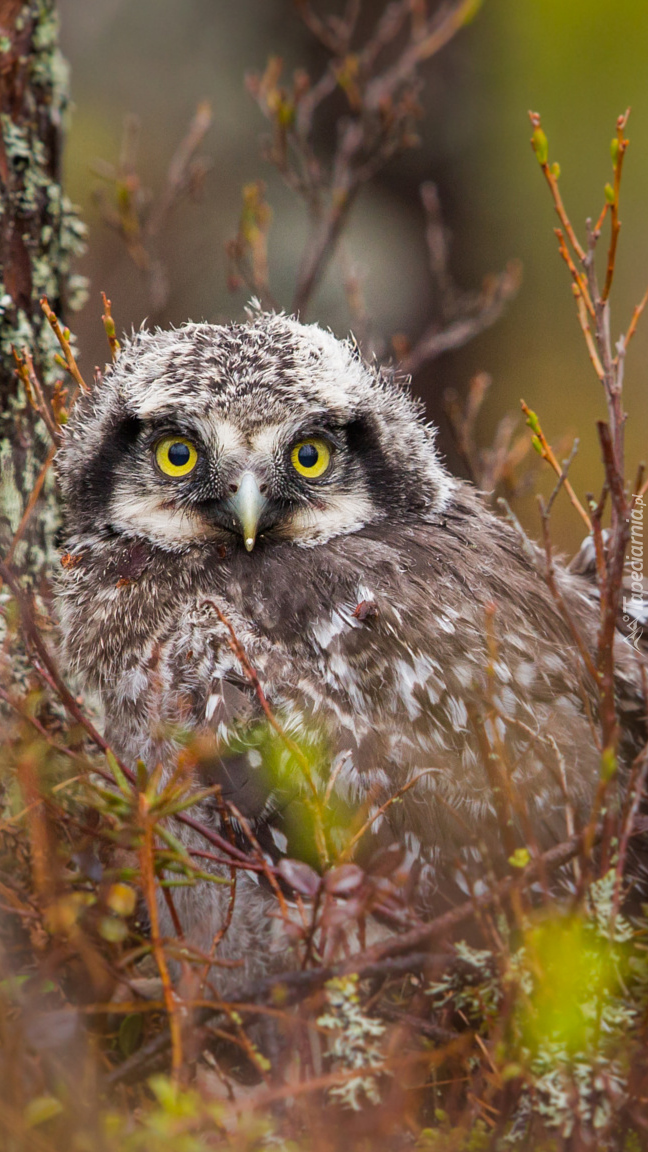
56 312 647 984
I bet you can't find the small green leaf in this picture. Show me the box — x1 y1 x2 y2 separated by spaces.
0 974 29 1000
604 182 616 204
136 759 148 791
509 847 531 869
107 883 137 917
154 822 192 861
118 1013 143 1057
531 127 548 165
24 1095 63 1127
551 161 560 179
99 915 128 943
106 750 131 796
611 137 620 164
524 406 541 434
530 435 543 455
148 1074 178 1111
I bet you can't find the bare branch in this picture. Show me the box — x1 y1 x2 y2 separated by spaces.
398 260 521 376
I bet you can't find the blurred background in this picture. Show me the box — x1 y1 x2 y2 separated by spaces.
57 0 648 554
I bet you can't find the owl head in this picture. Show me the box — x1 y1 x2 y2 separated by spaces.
57 312 454 553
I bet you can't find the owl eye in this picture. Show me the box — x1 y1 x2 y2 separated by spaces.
155 436 198 477
291 438 331 479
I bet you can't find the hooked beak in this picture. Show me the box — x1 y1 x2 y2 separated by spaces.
225 471 268 552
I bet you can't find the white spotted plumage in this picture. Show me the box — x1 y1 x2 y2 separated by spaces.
55 311 648 986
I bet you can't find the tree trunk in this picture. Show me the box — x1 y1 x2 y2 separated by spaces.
0 0 86 579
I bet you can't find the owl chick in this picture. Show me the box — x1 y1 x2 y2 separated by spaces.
56 313 647 980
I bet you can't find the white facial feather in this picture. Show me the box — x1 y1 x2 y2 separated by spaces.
282 491 376 546
108 489 214 546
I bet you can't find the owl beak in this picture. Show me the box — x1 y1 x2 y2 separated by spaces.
226 471 268 552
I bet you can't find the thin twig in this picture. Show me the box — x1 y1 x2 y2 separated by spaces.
145 101 212 238
545 437 581 520
40 297 90 394
202 598 329 864
536 502 600 686
399 262 522 376
521 400 592 530
572 285 605 379
339 769 437 860
555 227 594 315
12 347 61 444
5 443 57 564
611 741 648 925
529 110 586 261
602 109 630 302
623 283 648 350
105 822 598 1087
101 292 121 361
0 561 279 876
139 791 184 1080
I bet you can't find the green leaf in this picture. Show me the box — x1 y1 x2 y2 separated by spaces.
106 749 131 796
118 1013 143 1057
0 974 29 998
604 182 616 204
136 759 148 791
107 882 137 917
611 137 620 164
509 847 531 869
24 1095 63 1127
99 915 128 943
154 822 192 861
148 1074 178 1111
531 127 548 165
530 434 543 455
524 406 541 433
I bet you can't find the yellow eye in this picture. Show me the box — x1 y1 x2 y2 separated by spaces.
291 438 331 479
155 436 198 477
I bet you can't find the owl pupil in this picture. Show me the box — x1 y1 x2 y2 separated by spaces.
169 442 190 467
298 443 318 469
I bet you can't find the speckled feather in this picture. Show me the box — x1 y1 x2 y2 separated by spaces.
55 314 647 979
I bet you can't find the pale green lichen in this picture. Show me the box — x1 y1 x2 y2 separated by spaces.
0 439 23 536
318 975 386 1110
426 875 648 1147
0 0 88 399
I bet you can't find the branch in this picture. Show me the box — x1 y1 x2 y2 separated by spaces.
145 101 212 238
0 561 282 877
529 110 586 262
105 821 594 1087
5 444 57 565
139 792 184 1080
398 261 521 376
521 400 592 530
101 292 121 361
40 297 90 395
203 598 328 866
602 109 630 302
11 347 61 445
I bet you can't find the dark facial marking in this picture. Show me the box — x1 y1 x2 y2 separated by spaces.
75 414 143 524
